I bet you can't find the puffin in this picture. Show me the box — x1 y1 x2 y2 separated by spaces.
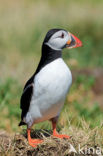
19 28 82 147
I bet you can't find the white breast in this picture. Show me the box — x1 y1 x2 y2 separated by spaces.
25 58 72 127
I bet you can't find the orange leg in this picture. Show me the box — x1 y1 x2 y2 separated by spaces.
52 122 70 139
27 129 43 147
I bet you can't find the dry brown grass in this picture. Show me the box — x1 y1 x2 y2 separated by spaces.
0 121 103 156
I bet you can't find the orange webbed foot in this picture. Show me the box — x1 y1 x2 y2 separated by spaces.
27 129 43 148
28 138 43 148
53 132 70 139
52 122 70 139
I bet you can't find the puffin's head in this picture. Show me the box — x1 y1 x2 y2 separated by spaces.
43 28 82 51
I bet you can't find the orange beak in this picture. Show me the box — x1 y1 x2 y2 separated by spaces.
66 33 82 49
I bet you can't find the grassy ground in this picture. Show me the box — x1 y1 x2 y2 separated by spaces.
0 0 103 155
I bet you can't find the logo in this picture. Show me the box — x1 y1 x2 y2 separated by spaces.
69 144 77 153
69 144 102 155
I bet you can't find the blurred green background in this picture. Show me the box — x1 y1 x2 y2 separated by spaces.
0 0 103 133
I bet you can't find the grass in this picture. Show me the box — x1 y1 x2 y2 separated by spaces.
0 78 21 132
0 122 103 155
0 0 103 155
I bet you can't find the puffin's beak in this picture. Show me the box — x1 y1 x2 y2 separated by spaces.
66 33 82 49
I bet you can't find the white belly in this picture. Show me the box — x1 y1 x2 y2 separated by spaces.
26 58 72 126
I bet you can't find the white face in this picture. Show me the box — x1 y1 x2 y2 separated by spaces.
45 30 71 51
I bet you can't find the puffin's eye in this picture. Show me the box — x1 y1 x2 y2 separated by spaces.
61 33 64 38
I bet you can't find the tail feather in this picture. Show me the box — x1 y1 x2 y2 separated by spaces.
19 121 26 126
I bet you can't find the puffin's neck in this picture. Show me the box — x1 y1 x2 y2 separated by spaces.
41 44 62 62
35 44 62 74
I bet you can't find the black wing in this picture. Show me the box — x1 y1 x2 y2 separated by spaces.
19 84 33 125
19 59 42 126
